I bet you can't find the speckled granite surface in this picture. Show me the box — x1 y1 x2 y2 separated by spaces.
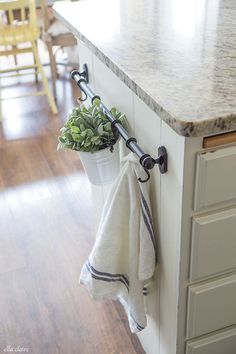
54 0 236 137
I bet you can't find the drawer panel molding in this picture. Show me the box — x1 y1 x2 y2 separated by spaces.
187 274 236 338
186 327 236 354
194 146 236 211
190 207 236 281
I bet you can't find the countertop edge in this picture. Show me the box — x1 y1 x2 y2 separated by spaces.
53 7 236 138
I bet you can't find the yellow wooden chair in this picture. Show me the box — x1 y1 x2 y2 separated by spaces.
0 0 58 121
40 0 78 100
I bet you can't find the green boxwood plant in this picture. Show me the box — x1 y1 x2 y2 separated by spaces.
58 99 125 153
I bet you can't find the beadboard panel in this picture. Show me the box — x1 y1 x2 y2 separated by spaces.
77 41 95 99
133 94 161 354
92 55 134 132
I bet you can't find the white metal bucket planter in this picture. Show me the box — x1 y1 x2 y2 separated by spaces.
79 141 120 185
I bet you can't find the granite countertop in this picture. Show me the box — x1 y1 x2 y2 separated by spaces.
54 0 236 137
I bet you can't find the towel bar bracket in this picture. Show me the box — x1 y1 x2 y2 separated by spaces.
139 147 167 174
156 146 168 174
72 65 90 102
71 65 168 180
71 64 88 84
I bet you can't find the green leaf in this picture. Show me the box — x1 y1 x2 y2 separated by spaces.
64 132 73 140
94 138 102 145
71 126 80 133
72 133 83 142
58 136 66 143
80 124 86 131
84 141 91 147
91 136 99 142
80 130 87 138
93 98 101 106
97 124 104 135
102 131 110 137
104 122 111 131
82 105 88 113
86 129 94 138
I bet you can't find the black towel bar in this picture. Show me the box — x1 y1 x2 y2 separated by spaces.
71 64 168 182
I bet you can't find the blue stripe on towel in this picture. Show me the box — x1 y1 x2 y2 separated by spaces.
142 287 148 296
86 261 129 292
141 204 158 262
87 260 129 287
140 191 153 228
140 191 158 262
130 312 145 331
86 261 149 297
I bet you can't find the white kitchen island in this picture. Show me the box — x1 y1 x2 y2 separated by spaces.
53 1 236 353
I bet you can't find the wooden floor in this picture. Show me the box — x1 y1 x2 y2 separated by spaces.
0 56 145 354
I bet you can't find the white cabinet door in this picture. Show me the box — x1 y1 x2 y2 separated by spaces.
187 274 236 338
190 207 236 281
186 327 236 354
194 146 236 211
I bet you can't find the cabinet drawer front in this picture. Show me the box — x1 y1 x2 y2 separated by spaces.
186 327 236 354
190 208 236 281
194 146 236 211
187 274 236 338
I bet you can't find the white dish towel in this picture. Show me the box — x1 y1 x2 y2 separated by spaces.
80 153 157 333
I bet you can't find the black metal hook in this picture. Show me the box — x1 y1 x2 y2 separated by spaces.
137 148 167 183
138 168 150 183
72 65 89 102
77 88 88 102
